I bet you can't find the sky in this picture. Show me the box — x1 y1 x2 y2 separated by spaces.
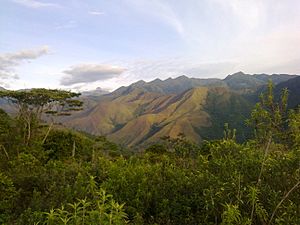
0 0 300 91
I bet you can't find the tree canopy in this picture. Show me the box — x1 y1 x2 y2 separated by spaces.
0 88 83 146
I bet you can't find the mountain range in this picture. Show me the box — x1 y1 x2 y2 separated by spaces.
63 72 300 147
1 72 299 147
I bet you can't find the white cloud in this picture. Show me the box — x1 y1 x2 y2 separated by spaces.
212 0 265 29
0 46 49 80
125 0 184 36
88 11 105 16
12 0 60 9
61 64 126 86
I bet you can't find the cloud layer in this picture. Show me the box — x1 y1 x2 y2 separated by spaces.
12 0 60 9
0 46 49 80
61 64 126 86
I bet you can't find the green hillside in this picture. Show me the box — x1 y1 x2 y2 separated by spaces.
0 87 299 225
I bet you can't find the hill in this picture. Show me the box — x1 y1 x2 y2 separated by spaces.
66 86 254 146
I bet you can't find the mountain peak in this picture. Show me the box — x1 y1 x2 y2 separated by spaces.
175 75 189 80
152 78 162 82
230 71 246 76
81 87 109 96
224 71 250 82
132 80 146 86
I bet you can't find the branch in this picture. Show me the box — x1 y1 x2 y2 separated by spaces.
0 145 9 160
268 180 300 225
41 122 54 145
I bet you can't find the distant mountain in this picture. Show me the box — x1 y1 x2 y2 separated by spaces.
81 87 109 97
113 72 297 98
253 73 298 84
224 72 265 91
224 71 297 91
113 75 227 96
0 88 15 113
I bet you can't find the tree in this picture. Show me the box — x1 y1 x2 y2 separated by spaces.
0 89 83 146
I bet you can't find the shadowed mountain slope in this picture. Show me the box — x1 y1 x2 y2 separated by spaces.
66 86 254 146
224 72 297 91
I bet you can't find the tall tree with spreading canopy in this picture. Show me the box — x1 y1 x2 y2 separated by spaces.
0 89 83 146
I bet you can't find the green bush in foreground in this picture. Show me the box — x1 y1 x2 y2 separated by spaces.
40 188 127 225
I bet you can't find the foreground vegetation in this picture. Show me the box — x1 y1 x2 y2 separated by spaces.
0 85 299 224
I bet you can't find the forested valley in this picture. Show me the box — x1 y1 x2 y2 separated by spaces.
0 83 299 225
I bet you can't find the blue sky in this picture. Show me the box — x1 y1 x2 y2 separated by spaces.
1 0 300 91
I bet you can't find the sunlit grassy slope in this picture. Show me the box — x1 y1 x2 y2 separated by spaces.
66 86 252 146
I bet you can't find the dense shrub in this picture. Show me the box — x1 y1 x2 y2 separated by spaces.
0 88 299 224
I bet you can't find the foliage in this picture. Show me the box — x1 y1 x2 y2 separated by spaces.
0 89 82 117
288 107 300 148
0 86 299 225
42 129 94 160
0 89 82 146
0 109 15 161
40 188 127 225
0 172 18 223
246 82 289 144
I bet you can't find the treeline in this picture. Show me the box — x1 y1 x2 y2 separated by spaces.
0 84 299 225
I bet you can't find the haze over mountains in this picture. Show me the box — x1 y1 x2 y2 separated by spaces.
62 72 300 147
